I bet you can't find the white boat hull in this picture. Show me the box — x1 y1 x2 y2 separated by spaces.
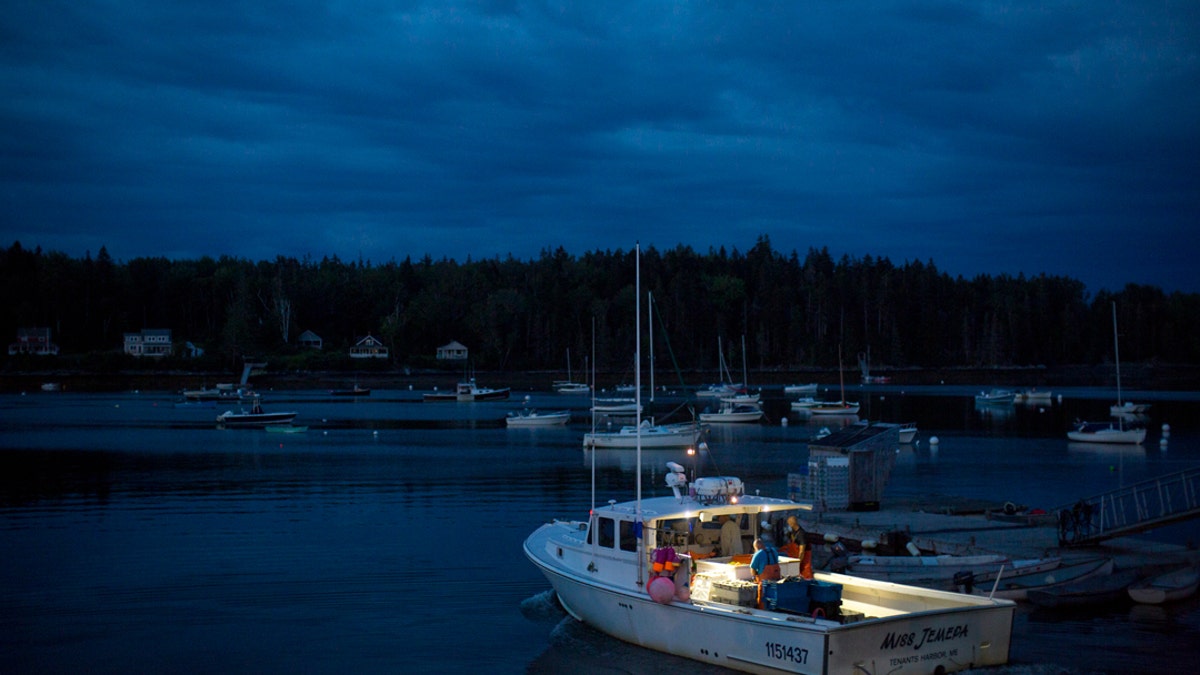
699 410 764 423
527 533 1014 674
506 411 570 427
807 402 860 415
1127 566 1200 605
1067 424 1146 444
583 423 703 449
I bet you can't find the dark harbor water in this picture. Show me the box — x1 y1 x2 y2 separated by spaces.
3 383 1199 674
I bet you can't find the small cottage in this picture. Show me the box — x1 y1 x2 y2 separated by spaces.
297 330 323 350
436 341 468 361
350 335 388 359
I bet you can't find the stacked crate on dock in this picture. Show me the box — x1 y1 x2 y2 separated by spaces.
788 452 849 511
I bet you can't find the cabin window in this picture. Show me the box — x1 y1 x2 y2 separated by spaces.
619 520 638 552
594 517 615 549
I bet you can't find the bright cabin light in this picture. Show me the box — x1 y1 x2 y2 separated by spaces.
686 446 696 456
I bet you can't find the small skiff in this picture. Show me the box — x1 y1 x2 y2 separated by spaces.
974 557 1115 601
1127 565 1200 605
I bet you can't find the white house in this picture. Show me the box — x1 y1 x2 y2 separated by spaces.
436 340 469 361
124 328 173 358
350 335 388 359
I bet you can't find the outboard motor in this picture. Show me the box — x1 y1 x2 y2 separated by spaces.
953 570 975 593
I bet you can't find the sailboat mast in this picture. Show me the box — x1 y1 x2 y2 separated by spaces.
590 317 596 514
649 291 655 402
635 244 644 586
741 334 748 390
838 344 846 405
1112 301 1123 407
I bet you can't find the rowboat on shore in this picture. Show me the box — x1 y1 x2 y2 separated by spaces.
846 554 1060 590
968 557 1115 601
1026 568 1139 609
1127 565 1200 605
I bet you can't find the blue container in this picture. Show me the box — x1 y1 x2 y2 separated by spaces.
808 580 843 603
764 579 809 613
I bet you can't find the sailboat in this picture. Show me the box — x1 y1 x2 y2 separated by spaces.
1068 302 1146 444
583 287 704 449
524 244 1018 674
554 349 590 394
808 345 860 415
696 336 745 399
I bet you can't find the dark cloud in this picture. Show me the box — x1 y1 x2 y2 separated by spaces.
2 1 1197 293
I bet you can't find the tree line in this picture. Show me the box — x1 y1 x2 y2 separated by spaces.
3 237 1198 373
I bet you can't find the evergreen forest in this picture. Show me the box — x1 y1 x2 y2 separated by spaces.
3 237 1198 375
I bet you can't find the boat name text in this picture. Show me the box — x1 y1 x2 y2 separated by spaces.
880 624 968 651
764 642 808 665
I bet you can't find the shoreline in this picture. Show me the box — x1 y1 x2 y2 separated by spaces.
3 362 1199 394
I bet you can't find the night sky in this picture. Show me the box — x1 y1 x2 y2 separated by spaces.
2 2 1198 294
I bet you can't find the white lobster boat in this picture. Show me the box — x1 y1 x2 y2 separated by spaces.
524 463 1016 674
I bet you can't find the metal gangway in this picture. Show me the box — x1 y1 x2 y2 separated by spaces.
1056 465 1200 547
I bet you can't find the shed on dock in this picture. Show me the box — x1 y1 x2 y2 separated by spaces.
789 422 900 512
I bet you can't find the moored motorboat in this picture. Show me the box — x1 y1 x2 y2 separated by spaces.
423 379 511 402
216 399 298 427
698 397 764 423
330 385 371 396
1127 565 1200 605
1014 389 1053 404
974 389 1016 405
784 383 818 396
505 409 570 427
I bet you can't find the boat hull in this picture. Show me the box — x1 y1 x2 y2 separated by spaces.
527 538 1014 674
1026 569 1139 609
1127 566 1200 605
807 402 860 415
505 411 570 427
698 410 764 423
1067 424 1146 444
977 557 1114 601
582 424 703 449
423 388 511 402
216 412 297 427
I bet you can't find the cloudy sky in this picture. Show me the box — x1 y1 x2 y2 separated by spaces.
2 1 1197 294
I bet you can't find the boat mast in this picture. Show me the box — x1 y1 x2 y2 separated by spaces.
1112 301 1123 408
590 317 596 515
635 243 644 586
649 291 655 402
838 344 846 405
741 334 748 391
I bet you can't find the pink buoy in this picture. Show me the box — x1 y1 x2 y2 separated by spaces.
648 576 676 604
